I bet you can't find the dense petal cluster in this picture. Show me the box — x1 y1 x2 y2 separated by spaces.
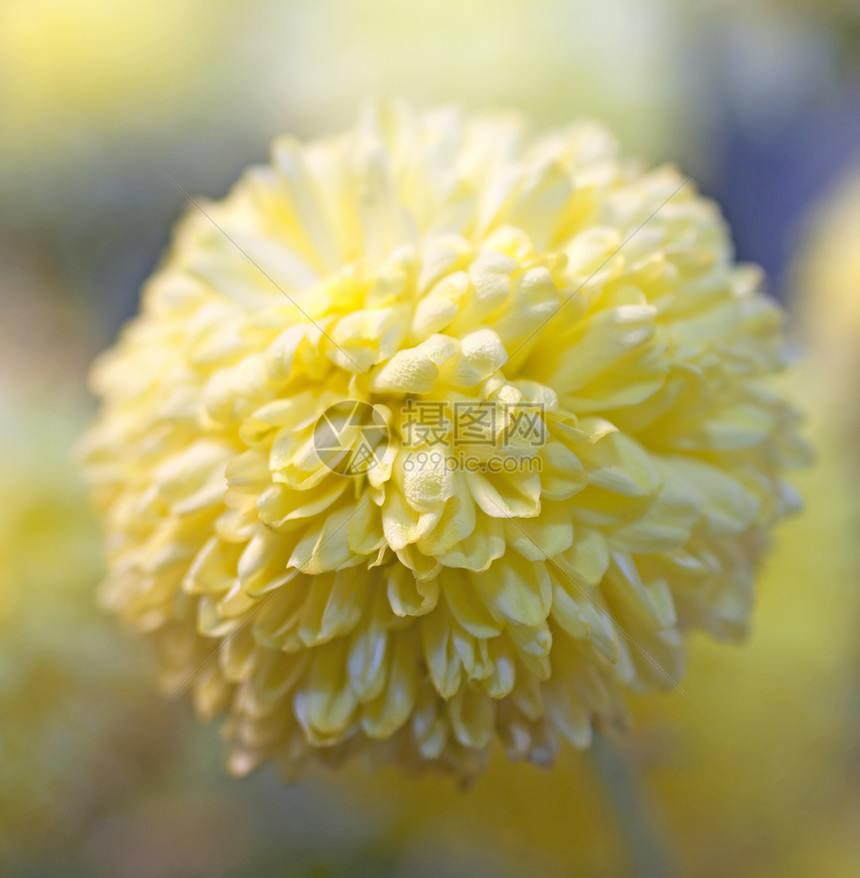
82 103 805 778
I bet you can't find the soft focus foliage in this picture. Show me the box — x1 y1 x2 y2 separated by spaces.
0 390 178 858
630 372 860 878
83 103 804 780
793 166 860 419
0 0 225 156
244 0 686 158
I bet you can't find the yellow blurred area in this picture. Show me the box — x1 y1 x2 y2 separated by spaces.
793 167 860 422
633 377 860 877
0 0 223 140
0 0 691 178
0 387 181 856
241 0 686 156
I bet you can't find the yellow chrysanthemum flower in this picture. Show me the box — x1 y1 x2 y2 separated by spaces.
82 103 805 778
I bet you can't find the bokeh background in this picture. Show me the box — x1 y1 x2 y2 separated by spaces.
1 1 859 875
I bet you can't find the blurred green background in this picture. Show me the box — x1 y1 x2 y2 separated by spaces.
1 1 859 876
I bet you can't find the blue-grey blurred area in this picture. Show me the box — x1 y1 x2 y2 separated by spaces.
693 6 860 300
1 2 859 877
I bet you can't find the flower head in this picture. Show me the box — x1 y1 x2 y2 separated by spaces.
82 103 805 778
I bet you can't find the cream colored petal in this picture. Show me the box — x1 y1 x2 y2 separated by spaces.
420 602 463 699
472 557 551 627
443 570 503 638
361 630 420 738
294 639 358 741
464 469 541 519
448 684 495 749
387 566 440 618
297 570 366 647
